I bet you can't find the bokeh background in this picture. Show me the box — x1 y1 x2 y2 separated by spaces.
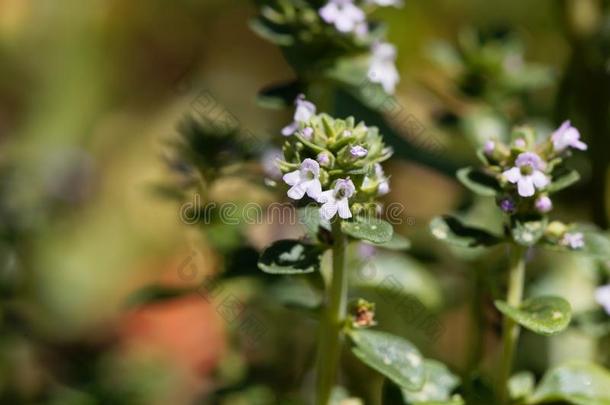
0 0 608 403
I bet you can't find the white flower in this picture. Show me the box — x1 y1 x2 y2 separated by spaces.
502 152 549 197
368 42 400 94
560 232 585 250
318 178 356 220
595 284 610 315
319 0 367 35
551 120 587 152
282 95 316 136
282 158 323 200
374 164 390 195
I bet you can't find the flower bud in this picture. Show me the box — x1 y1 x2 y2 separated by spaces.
545 221 567 239
535 195 553 213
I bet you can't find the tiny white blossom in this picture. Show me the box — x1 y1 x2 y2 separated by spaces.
262 148 283 180
595 284 610 315
368 42 400 94
319 0 367 34
282 158 323 200
318 178 356 220
560 232 585 250
375 163 390 195
282 95 316 136
502 152 549 197
551 120 587 152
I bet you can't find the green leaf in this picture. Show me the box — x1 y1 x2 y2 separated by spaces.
268 277 322 312
509 371 535 400
430 215 502 248
349 329 425 390
342 217 394 244
494 296 572 336
456 167 501 197
363 232 411 250
548 170 580 193
527 362 610 404
258 240 322 274
248 18 293 46
511 216 547 247
401 360 461 404
349 251 443 310
257 80 302 109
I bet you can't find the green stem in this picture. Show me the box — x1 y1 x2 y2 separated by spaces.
315 220 348 405
497 244 527 404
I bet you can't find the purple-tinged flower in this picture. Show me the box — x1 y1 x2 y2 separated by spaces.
535 195 553 213
502 152 549 197
595 284 610 315
282 158 323 200
319 0 366 34
262 148 283 180
318 178 356 220
368 42 399 94
317 151 331 167
513 138 527 149
484 140 495 155
551 120 587 152
560 232 585 250
350 145 368 158
300 127 314 140
282 95 316 136
499 197 516 213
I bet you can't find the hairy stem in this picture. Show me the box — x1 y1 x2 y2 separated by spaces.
498 244 526 404
315 220 348 405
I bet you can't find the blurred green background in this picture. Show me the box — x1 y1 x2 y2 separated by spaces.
0 0 608 403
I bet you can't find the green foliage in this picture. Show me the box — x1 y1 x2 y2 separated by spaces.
494 296 572 336
258 239 323 274
456 167 501 196
341 217 394 244
401 360 462 404
430 215 502 248
348 329 426 391
527 362 610 404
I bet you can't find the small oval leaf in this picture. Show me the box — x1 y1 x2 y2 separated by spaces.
342 217 394 244
349 329 425 390
363 232 411 250
548 169 580 193
401 359 461 404
495 296 572 336
528 362 610 404
258 240 322 274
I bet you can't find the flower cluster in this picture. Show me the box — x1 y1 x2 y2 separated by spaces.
479 121 587 248
251 0 401 94
277 95 392 220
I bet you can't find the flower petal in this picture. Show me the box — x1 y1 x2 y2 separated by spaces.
305 179 323 200
282 170 301 186
503 167 521 184
287 183 307 200
320 201 338 220
337 198 352 219
517 176 535 197
532 171 549 189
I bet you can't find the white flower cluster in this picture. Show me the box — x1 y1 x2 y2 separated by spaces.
318 0 401 93
277 96 391 220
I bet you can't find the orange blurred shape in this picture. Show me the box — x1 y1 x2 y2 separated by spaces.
119 294 227 390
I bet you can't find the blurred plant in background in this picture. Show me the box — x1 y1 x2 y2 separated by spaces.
0 0 609 404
